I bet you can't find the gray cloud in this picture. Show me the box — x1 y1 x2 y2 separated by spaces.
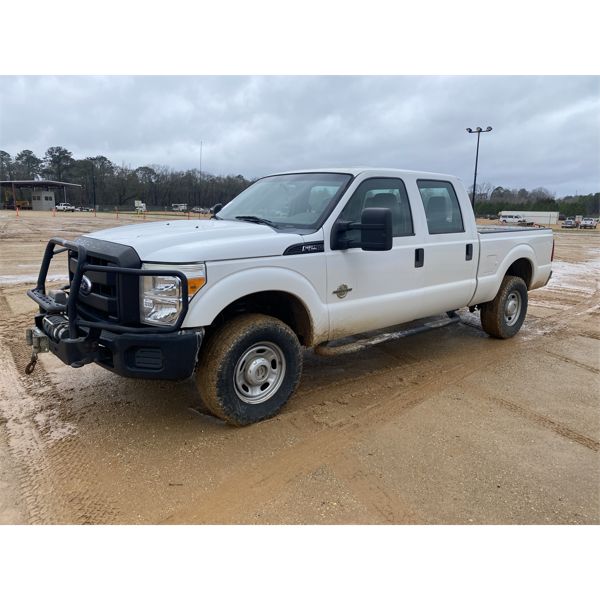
1 75 598 195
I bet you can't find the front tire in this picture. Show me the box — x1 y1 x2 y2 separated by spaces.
480 275 528 339
196 314 303 426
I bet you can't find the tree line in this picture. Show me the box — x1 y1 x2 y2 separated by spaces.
470 183 599 218
0 147 253 210
1 146 598 215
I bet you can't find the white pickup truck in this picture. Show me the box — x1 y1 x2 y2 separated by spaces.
26 168 554 425
55 202 76 212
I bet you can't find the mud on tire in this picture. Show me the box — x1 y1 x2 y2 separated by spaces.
196 313 303 426
480 275 528 339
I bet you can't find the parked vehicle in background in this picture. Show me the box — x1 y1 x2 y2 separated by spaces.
516 219 535 227
25 168 554 426
191 207 208 214
172 203 188 212
55 203 76 212
499 213 524 224
579 217 597 229
499 214 533 226
561 219 578 229
134 200 147 214
499 211 558 226
75 206 94 212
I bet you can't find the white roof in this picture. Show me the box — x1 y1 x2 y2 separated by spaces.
272 167 459 179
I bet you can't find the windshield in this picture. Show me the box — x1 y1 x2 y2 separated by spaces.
217 172 352 229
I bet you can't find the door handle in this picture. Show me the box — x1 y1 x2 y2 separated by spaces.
466 243 473 261
415 248 424 268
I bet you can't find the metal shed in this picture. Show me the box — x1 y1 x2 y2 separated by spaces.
0 179 83 210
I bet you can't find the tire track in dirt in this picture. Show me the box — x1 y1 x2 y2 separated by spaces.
543 349 600 375
488 394 598 452
0 292 120 523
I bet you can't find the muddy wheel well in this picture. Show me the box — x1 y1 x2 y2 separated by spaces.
505 258 533 289
208 291 313 346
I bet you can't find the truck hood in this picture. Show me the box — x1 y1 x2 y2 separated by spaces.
82 219 305 262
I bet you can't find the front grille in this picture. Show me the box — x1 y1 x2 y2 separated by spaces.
68 240 142 327
69 253 119 322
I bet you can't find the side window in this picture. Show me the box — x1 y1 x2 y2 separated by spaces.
337 178 414 244
417 180 464 234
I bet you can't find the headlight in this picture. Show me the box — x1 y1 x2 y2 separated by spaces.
140 263 206 326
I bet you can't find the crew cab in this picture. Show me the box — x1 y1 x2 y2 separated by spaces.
55 202 76 212
26 168 554 425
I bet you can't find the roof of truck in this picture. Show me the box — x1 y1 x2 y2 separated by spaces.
272 167 459 179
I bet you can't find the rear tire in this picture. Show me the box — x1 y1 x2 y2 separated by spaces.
196 313 303 426
480 275 528 339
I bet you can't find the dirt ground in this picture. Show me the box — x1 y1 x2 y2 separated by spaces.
0 210 598 524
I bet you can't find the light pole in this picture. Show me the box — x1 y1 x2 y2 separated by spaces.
90 160 97 212
466 126 492 207
198 140 203 211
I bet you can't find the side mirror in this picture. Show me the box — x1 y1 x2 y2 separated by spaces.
359 207 393 251
212 203 223 214
330 207 393 251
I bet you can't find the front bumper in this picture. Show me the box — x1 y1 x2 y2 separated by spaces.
33 313 202 379
27 237 201 381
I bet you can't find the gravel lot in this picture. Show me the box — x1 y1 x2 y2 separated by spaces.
0 210 598 524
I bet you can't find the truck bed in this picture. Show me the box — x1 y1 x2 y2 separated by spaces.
471 224 554 306
477 225 552 234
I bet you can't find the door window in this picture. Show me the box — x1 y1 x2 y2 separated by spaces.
337 178 413 245
417 180 464 234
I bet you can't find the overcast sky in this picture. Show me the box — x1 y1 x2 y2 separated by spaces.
1 76 598 196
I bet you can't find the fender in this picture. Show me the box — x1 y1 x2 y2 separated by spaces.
183 266 329 343
470 243 537 305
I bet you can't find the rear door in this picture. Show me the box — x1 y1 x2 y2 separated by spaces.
413 179 478 314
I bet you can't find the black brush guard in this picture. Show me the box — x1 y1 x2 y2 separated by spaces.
27 238 201 380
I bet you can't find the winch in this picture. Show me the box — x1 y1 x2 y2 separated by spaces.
42 314 71 342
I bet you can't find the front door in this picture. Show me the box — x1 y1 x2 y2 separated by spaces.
325 177 425 340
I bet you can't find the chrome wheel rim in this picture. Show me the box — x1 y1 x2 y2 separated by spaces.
233 342 286 404
504 291 522 326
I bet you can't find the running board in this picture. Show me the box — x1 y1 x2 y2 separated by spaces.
314 313 461 357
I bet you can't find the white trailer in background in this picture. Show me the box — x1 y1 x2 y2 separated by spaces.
499 211 558 225
31 190 56 211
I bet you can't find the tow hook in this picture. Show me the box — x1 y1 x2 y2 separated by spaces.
25 352 38 375
25 327 50 375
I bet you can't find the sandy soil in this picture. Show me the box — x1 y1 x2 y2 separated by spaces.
0 210 598 524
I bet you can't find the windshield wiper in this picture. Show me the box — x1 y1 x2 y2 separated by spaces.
234 215 278 228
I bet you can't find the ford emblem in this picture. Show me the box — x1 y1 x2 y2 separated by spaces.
80 275 93 295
